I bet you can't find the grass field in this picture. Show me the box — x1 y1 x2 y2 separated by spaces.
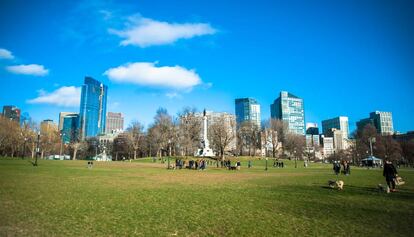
1 157 413 237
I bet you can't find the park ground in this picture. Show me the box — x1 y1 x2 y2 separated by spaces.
0 157 413 237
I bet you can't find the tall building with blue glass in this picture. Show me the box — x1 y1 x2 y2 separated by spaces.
270 91 305 135
79 77 108 139
235 98 261 128
62 114 80 143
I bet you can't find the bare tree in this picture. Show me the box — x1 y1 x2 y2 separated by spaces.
39 123 60 159
112 132 130 160
177 107 201 157
284 133 306 161
355 124 402 161
210 115 236 162
148 108 174 157
264 119 288 157
70 141 86 160
400 139 414 166
126 121 144 159
379 136 402 161
68 129 86 160
0 117 22 157
237 121 261 156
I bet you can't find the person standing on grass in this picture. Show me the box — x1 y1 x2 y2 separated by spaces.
248 160 252 168
333 161 341 176
383 160 398 192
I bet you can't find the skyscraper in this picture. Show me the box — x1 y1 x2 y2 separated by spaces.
59 112 77 131
356 111 394 135
62 114 80 143
105 112 124 133
370 111 394 135
79 77 108 139
2 105 21 123
40 119 57 134
321 116 349 139
20 112 32 126
235 98 261 128
270 91 305 135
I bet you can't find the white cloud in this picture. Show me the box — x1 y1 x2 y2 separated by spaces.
27 86 81 107
0 48 14 59
109 16 216 47
6 64 49 76
104 62 202 90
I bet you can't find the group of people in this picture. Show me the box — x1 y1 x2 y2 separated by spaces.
273 160 285 168
333 160 351 176
222 160 242 170
186 159 207 170
332 159 401 192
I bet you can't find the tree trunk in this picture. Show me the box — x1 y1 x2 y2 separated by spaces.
73 148 78 160
134 150 137 160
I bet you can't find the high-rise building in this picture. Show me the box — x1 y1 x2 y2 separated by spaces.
59 112 77 131
370 111 394 135
356 118 374 131
105 112 124 133
306 134 320 147
322 116 349 139
62 114 80 143
356 111 394 135
321 136 334 157
40 119 58 134
306 122 319 135
20 112 32 126
270 91 305 135
41 119 54 127
79 77 108 139
2 105 21 123
235 98 261 128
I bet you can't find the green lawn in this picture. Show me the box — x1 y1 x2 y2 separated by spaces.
0 157 413 236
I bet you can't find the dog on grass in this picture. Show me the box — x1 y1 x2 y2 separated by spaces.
328 180 344 190
378 184 390 193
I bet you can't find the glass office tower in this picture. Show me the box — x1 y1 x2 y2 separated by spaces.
322 116 349 138
357 111 394 135
62 114 80 143
79 77 108 139
235 98 261 128
270 91 305 135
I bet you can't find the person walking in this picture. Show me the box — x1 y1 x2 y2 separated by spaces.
383 160 398 192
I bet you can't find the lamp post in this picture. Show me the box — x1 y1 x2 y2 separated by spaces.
34 131 40 166
23 137 27 159
265 157 268 171
294 150 297 168
369 137 375 157
167 139 171 169
59 132 65 158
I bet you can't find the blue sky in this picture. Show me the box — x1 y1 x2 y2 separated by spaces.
0 0 413 133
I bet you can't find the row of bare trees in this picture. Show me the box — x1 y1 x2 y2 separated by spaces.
4 108 411 164
0 109 306 161
324 124 414 165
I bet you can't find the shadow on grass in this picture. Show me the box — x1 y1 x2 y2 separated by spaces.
311 181 414 201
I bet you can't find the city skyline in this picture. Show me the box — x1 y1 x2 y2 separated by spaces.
1 0 413 132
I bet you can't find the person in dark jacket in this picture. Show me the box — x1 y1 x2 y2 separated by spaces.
383 160 398 192
333 161 341 176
